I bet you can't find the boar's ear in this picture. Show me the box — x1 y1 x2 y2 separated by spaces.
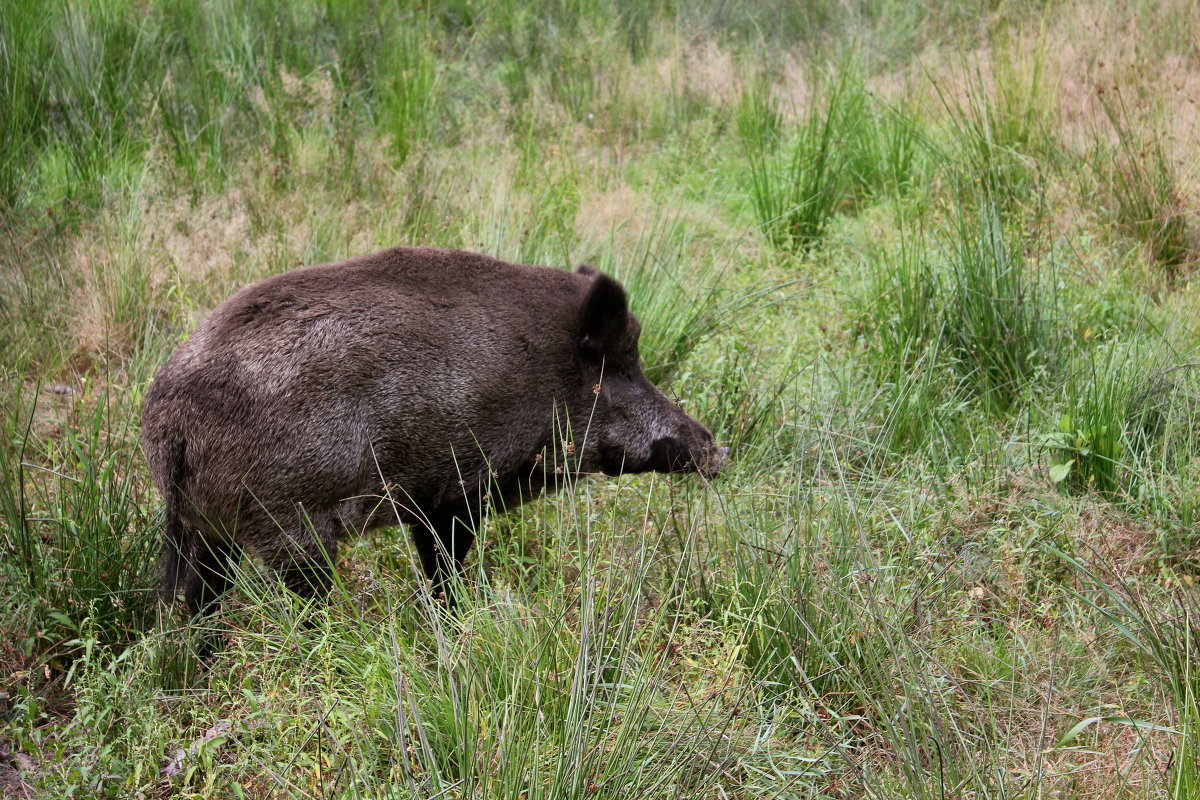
578 268 628 357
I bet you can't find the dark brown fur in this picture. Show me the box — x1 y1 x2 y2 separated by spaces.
142 246 722 616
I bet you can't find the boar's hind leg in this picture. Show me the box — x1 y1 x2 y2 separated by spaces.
183 535 243 618
410 508 475 607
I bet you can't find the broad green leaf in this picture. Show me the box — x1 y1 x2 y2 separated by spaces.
1055 715 1181 748
1049 460 1074 483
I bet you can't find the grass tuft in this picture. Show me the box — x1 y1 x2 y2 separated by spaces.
739 65 855 253
740 60 926 254
0 388 158 666
1093 89 1195 279
943 200 1054 411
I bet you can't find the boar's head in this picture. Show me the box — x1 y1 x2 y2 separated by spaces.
572 264 725 480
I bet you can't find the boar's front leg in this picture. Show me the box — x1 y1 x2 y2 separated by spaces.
410 507 475 608
265 511 341 605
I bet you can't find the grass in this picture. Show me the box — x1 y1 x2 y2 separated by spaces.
737 64 848 254
943 199 1054 411
1092 89 1195 280
739 57 926 255
0 386 159 667
934 28 1058 214
1043 340 1171 499
1052 546 1200 799
3 0 1200 797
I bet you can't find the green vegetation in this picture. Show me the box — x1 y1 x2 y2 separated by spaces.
3 0 1200 797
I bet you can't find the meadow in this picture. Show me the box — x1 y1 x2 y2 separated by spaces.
2 0 1199 797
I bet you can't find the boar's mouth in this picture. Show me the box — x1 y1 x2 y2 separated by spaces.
649 437 726 478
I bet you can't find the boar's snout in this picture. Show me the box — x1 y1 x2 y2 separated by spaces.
648 424 726 479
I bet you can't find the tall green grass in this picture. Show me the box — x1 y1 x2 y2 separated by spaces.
0 4 53 209
0 388 158 664
704 449 1105 796
1 0 451 207
1043 341 1170 498
943 200 1054 410
26 478 747 798
936 36 1057 213
853 202 1054 422
738 69 845 254
1041 340 1200 554
855 229 944 380
376 21 445 166
1092 90 1194 279
1052 548 1200 799
739 63 925 254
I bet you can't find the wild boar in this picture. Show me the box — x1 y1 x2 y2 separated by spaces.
142 246 724 618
